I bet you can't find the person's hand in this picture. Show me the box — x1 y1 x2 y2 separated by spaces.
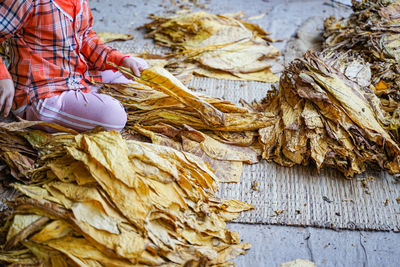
0 79 15 117
120 57 149 77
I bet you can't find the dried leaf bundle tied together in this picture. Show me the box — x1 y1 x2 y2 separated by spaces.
141 11 281 83
0 122 253 266
324 0 400 138
250 0 400 177
254 51 400 177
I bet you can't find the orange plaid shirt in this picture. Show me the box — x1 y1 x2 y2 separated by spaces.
0 0 127 111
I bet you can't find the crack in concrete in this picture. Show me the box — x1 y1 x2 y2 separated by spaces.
304 228 314 262
359 232 368 267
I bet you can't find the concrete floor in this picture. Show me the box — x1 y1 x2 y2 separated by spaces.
90 0 400 266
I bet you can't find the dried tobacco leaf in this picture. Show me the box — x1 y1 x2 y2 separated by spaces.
96 32 133 43
0 119 78 134
5 216 49 250
181 134 244 183
99 66 274 182
0 128 252 265
141 11 280 83
5 215 43 244
2 151 35 182
0 249 40 265
255 51 400 177
30 220 72 243
43 236 136 267
138 66 226 127
323 0 400 139
22 241 73 267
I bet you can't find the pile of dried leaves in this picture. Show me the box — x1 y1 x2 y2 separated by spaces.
323 0 400 138
140 11 280 83
0 121 253 266
246 0 400 177
101 65 275 182
252 51 400 177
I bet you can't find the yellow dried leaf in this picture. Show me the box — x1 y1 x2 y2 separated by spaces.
79 131 137 186
66 145 151 227
74 218 145 260
0 119 78 134
44 236 136 267
0 249 40 265
47 182 126 222
197 41 279 74
6 215 42 243
139 66 226 127
375 80 390 91
13 183 64 206
72 201 121 234
212 242 251 264
182 127 259 163
23 241 72 267
97 32 133 43
182 136 244 182
221 199 254 213
146 178 188 209
248 13 266 20
30 220 72 243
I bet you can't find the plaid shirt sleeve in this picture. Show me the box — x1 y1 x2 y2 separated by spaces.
80 6 127 71
0 0 34 80
0 58 11 80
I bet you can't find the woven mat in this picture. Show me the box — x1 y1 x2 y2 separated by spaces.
188 77 400 231
81 4 400 230
108 39 400 231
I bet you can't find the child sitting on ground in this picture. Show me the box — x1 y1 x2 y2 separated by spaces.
0 0 148 132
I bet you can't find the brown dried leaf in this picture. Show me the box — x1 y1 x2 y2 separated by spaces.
257 50 400 176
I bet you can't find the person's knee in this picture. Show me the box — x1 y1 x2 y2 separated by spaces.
97 99 127 132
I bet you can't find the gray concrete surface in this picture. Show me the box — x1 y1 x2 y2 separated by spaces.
90 0 400 266
229 223 400 267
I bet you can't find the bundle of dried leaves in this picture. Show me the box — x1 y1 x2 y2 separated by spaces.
0 121 253 266
253 51 400 177
100 65 276 182
323 0 400 138
141 11 280 83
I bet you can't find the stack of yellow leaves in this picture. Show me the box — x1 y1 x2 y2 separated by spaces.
100 65 275 182
0 122 253 266
141 11 280 83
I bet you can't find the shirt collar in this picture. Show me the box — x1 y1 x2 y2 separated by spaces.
51 0 82 21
